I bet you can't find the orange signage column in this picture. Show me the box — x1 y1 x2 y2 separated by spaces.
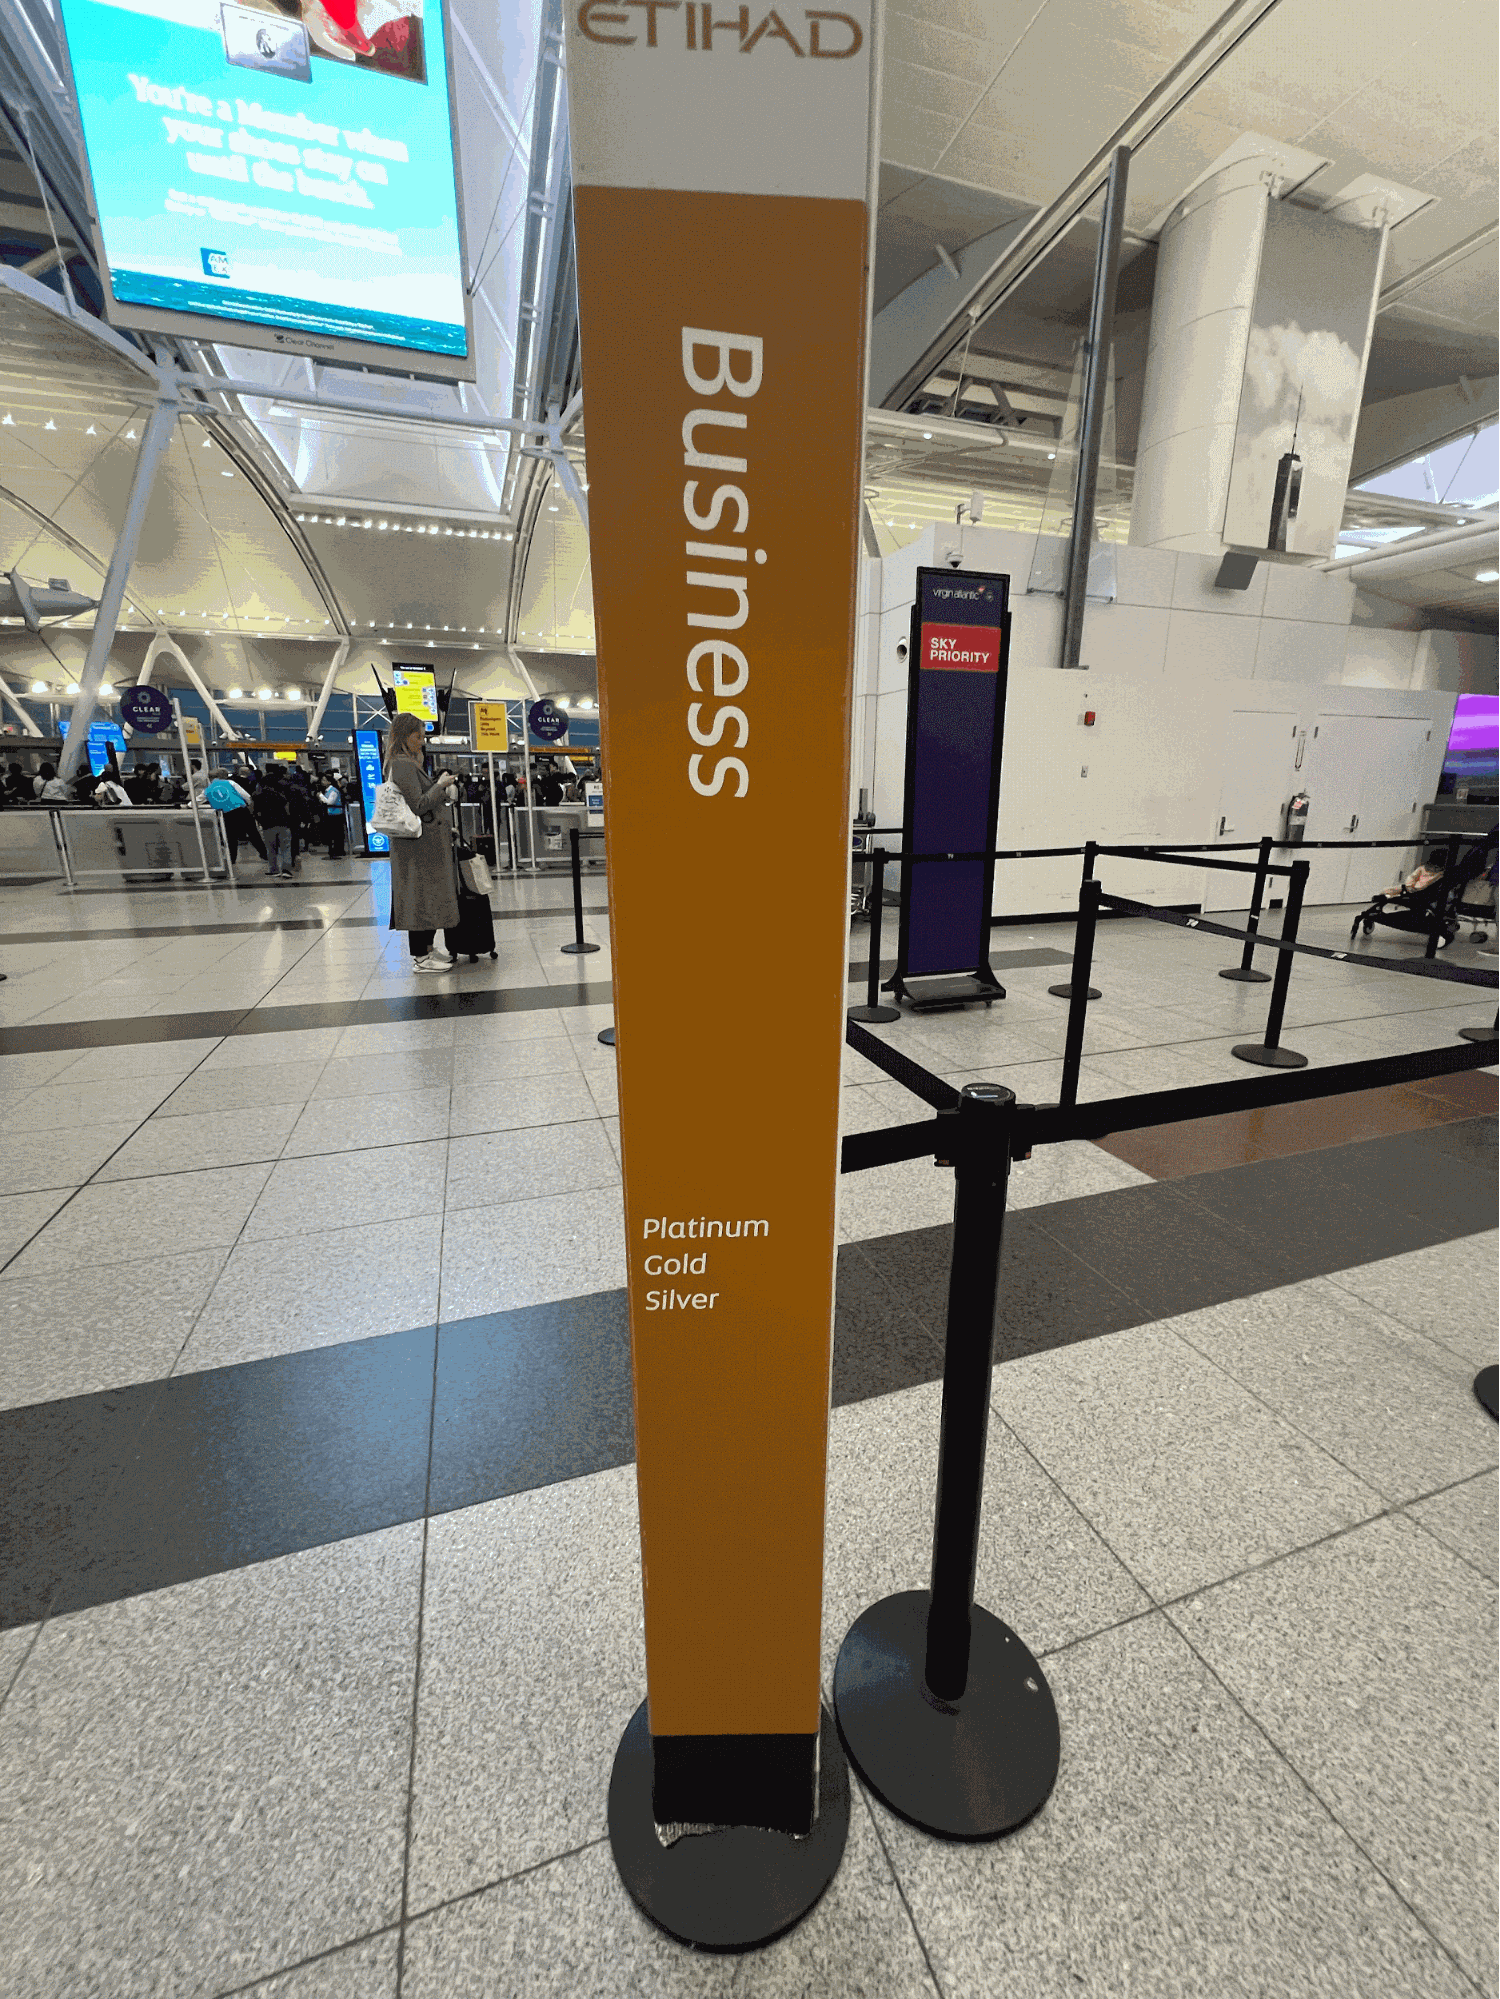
562 0 879 1876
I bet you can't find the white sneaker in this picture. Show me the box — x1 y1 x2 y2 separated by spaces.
412 953 450 972
428 946 454 964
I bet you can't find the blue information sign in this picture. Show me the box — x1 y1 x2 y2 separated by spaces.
119 684 174 734
355 727 389 855
890 567 1010 1002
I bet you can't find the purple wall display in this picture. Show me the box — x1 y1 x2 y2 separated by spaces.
888 567 1011 1006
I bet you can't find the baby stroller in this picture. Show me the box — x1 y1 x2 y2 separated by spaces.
1349 826 1498 949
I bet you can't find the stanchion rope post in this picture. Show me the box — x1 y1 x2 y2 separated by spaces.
1232 856 1309 1069
848 848 900 1024
1219 833 1274 983
833 1083 1060 1838
1048 840 1102 1000
1427 833 1460 960
1059 876 1102 1108
561 825 600 956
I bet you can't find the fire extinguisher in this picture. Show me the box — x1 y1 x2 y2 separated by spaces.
1284 792 1310 844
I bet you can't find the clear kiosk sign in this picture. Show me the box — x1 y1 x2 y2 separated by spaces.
54 0 474 376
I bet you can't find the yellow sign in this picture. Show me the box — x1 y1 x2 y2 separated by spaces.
471 701 510 752
182 716 203 747
272 750 298 762
566 0 876 1837
392 667 438 728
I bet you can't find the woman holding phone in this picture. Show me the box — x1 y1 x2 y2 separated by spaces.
385 712 459 971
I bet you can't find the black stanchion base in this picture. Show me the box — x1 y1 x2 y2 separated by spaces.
561 940 601 955
1047 982 1101 1000
607 1701 850 1952
1218 967 1271 983
848 1003 901 1024
833 1591 1059 1842
598 1026 616 1047
1475 1365 1498 1421
1458 1026 1498 1045
1231 1041 1308 1069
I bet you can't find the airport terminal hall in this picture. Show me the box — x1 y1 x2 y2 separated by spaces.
3 0 1500 1993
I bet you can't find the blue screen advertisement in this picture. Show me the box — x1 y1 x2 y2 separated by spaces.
355 726 388 853
57 0 469 362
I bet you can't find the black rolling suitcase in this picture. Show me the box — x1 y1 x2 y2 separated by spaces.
444 811 497 961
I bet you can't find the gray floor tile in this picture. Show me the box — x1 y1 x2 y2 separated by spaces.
453 1008 574 1044
407 1467 646 1905
438 1187 628 1320
244 1142 448 1240
181 1223 440 1371
1169 1515 1498 1995
222 1931 399 1998
1323 1232 1500 1369
1407 1470 1499 1583
333 1017 455 1056
1006 1137 1154 1209
876 1612 1476 1999
401 1793 937 1999
0 1247 226 1407
446 1122 619 1212
1164 1277 1500 1504
283 1087 452 1159
451 1038 583 1083
0 1077 180 1132
311 1050 455 1101
158 1061 333 1117
988 1321 1383 1601
821 1382 1151 1693
447 1072 599 1138
196 1028 345 1070
601 1115 621 1164
0 1622 37 1706
0 1120 140 1195
0 1050 85 1089
59 1038 219 1081
0 1525 422 1999
6 1167 269 1275
94 1101 303 1182
838 1157 959 1245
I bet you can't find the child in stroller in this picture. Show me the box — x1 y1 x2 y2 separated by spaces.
1349 827 1498 949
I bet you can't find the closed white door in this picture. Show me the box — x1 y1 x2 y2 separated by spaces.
1301 715 1431 905
1205 709 1300 910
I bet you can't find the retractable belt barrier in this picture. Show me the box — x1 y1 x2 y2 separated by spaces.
1101 891 1500 989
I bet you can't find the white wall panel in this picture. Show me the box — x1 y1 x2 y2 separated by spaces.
1253 619 1350 683
1341 627 1420 687
1163 608 1261 680
1079 601 1171 677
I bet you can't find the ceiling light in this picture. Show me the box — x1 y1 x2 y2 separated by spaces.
98 682 113 696
1 414 11 426
921 431 932 440
548 505 559 512
286 687 301 700
256 687 273 699
229 687 244 698
85 425 96 436
1476 569 1499 583
125 428 136 439
30 680 48 693
66 682 80 695
202 438 211 447
221 470 233 477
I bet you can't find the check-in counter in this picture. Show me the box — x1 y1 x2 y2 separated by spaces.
36 807 234 886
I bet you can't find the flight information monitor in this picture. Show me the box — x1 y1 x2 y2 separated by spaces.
55 0 474 377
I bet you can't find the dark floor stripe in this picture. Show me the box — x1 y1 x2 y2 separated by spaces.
336 906 609 928
0 979 618 1054
0 918 329 945
3 1118 1492 1631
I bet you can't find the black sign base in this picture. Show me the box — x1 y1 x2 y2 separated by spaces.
894 973 1005 1012
1475 1365 1498 1420
1047 980 1101 999
607 1701 849 1952
1231 1041 1309 1068
848 1002 901 1023
833 1590 1059 1841
1218 967 1271 983
1458 1026 1496 1044
598 1026 616 1046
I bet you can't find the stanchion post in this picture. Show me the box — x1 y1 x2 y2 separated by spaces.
1059 877 1101 1108
561 825 600 955
1219 834 1273 983
1232 858 1308 1069
1427 835 1459 960
832 1084 1060 1838
848 848 900 1024
1048 841 1102 1000
1459 1010 1498 1046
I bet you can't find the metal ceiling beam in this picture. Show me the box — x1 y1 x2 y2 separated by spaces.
1378 223 1499 314
173 373 558 437
880 0 1288 413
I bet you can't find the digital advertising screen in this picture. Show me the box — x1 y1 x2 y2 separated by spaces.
355 725 388 852
55 0 473 376
1441 694 1499 786
392 665 437 730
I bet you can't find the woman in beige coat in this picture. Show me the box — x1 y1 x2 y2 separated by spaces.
385 712 459 971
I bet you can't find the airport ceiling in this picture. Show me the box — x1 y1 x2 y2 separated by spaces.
0 0 1495 680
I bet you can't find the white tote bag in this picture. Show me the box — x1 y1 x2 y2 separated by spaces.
370 778 423 840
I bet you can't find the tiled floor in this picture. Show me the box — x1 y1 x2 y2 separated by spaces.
0 852 1495 1998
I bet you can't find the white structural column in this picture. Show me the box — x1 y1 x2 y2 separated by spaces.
59 395 178 779
307 638 350 741
137 631 242 742
1130 161 1270 554
0 674 44 736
